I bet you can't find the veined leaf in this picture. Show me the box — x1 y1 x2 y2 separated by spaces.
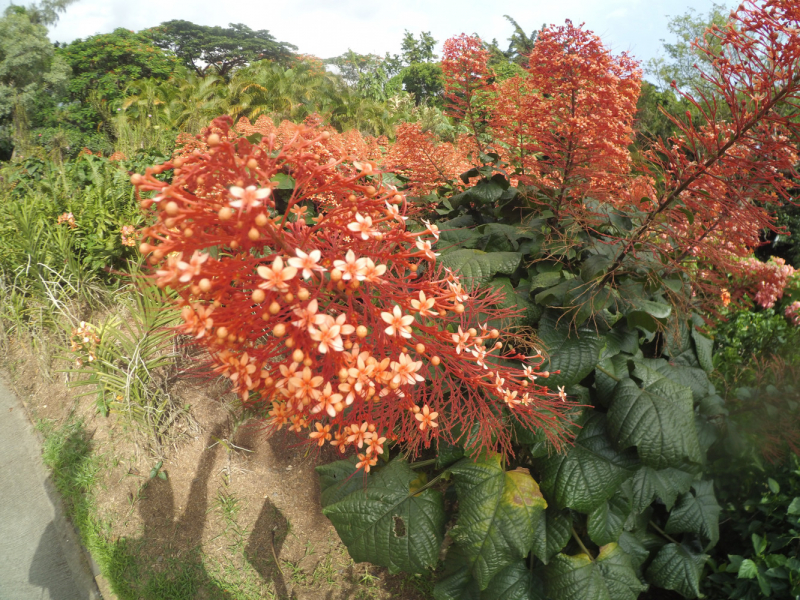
630 466 695 513
481 561 547 600
450 456 547 589
316 455 360 508
646 543 707 598
665 480 720 548
545 543 647 600
691 329 714 373
608 363 701 469
440 249 522 289
588 492 632 546
531 508 573 565
537 412 639 513
538 309 603 388
322 458 446 574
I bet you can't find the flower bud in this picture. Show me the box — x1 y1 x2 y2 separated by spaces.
273 323 286 337
216 327 228 339
252 289 266 303
415 343 425 354
207 133 221 146
269 301 280 315
297 287 310 301
219 207 233 220
165 201 179 216
292 349 305 363
431 356 441 366
255 213 268 226
248 227 260 241
356 325 368 338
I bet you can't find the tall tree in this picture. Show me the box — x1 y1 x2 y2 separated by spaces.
145 20 297 79
0 1 75 157
646 3 730 92
58 28 177 132
400 30 437 64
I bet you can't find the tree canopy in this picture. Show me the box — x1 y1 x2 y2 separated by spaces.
145 20 297 78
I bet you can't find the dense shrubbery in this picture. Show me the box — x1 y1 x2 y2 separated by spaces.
3 1 800 600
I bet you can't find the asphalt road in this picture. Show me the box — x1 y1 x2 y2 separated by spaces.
0 376 102 600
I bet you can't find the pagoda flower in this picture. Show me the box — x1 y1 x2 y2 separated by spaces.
229 185 271 210
356 453 379 473
309 423 332 447
557 386 568 402
287 248 325 279
421 219 440 240
415 404 438 431
333 250 368 281
347 212 378 240
415 239 440 260
381 305 415 338
411 291 438 317
177 251 209 282
257 256 298 292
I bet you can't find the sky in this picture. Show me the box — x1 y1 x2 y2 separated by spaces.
5 0 725 65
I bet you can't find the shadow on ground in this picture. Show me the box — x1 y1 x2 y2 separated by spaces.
43 420 303 600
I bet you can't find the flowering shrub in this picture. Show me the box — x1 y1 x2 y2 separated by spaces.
786 301 800 326
739 256 796 309
135 116 572 460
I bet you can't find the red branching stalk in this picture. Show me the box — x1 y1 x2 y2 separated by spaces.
442 34 496 156
383 122 472 195
600 0 800 298
135 117 573 465
489 22 642 207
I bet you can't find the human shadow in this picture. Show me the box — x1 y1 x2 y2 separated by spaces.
245 496 295 598
28 520 89 599
105 423 234 599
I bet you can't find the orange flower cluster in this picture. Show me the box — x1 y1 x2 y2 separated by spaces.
136 116 572 462
70 321 99 367
57 212 76 228
486 22 642 204
121 225 137 247
383 123 472 196
108 151 127 162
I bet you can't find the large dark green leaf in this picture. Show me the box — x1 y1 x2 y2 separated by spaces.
538 309 603 388
690 329 714 373
440 250 522 289
481 561 547 600
588 492 632 546
645 543 706 598
434 545 481 600
630 466 695 512
317 455 360 508
545 543 647 600
537 412 639 513
450 456 547 589
322 458 446 574
531 508 573 564
595 354 631 406
664 480 720 548
608 364 701 469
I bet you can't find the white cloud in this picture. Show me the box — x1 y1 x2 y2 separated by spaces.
1 0 724 63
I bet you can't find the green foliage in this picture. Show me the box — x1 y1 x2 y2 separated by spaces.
713 308 800 387
702 455 800 599
145 20 297 78
56 28 177 134
66 278 185 449
316 159 747 599
320 458 446 574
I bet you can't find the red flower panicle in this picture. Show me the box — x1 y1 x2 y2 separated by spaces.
135 116 573 466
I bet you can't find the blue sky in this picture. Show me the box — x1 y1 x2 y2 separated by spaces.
6 0 725 66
